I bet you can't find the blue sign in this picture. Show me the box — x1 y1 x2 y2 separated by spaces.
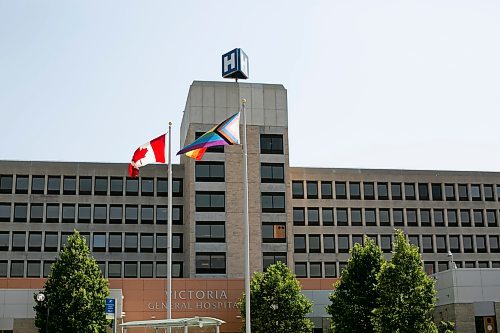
105 298 115 319
222 48 249 80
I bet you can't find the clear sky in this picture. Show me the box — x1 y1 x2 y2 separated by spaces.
1 0 499 171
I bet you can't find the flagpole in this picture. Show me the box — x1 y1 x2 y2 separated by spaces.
167 122 173 330
241 98 251 333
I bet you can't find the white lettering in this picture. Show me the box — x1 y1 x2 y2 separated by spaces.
178 290 186 300
240 53 248 75
220 290 227 300
196 290 205 300
224 53 235 72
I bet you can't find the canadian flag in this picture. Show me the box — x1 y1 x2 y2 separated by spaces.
128 134 166 177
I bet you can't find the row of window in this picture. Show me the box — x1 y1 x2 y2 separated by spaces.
195 192 286 213
195 162 285 184
194 133 284 155
0 175 183 196
0 231 183 253
0 203 183 224
293 207 500 227
293 234 500 254
0 260 183 278
292 181 500 202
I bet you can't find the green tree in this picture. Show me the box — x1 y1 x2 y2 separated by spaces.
34 230 110 333
373 230 438 333
437 321 456 333
327 236 385 333
238 261 313 333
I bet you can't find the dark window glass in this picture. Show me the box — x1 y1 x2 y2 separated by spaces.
173 233 183 253
295 262 307 278
173 206 183 225
125 233 138 252
470 184 481 201
438 262 449 272
44 232 58 252
307 181 318 199
381 235 392 253
473 210 484 227
493 262 500 268
363 182 374 200
478 261 489 268
476 235 486 253
140 262 153 278
484 184 494 201
420 209 431 227
489 235 500 253
173 179 183 197
62 204 75 223
321 181 333 199
352 235 363 246
28 232 42 251
377 182 388 200
157 178 168 197
351 208 362 226
292 181 304 199
140 206 154 224
261 223 285 243
463 235 473 253
125 205 138 224
12 232 26 251
124 262 137 278
293 208 305 226
156 234 167 253
31 176 45 194
308 208 319 226
30 204 43 222
61 232 71 247
110 177 123 196
449 235 460 252
260 134 283 154
14 203 27 222
93 233 106 252
325 262 337 278
365 209 376 226
336 208 348 226
156 263 167 277
418 183 429 200
78 205 91 223
196 192 225 212
262 252 287 270
338 235 349 253
447 209 458 227
140 234 154 253
110 205 123 224
0 175 13 194
408 235 419 248
108 262 122 278
434 209 445 227
310 262 322 278
379 209 390 226
404 183 415 200
63 176 76 195
141 178 154 196
324 235 335 253
261 193 285 213
196 252 226 274
424 262 434 275
349 182 360 199
486 210 497 227
445 184 455 201
309 235 321 253
294 235 306 253
260 163 284 183
94 177 108 195
436 235 447 253
94 205 107 223
393 209 404 226
126 178 139 196
0 232 9 251
464 261 475 268
10 260 24 277
431 183 443 200
406 209 417 226
47 176 61 194
335 182 347 199
422 236 433 253
322 208 334 226
156 206 167 224
79 177 92 195
108 233 122 252
43 261 54 278
197 162 225 182
460 210 471 227
458 184 468 201
391 183 402 200
0 203 11 222
15 176 29 194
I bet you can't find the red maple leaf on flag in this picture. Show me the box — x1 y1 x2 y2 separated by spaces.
132 147 148 163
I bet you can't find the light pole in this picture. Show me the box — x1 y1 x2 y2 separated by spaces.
36 292 49 333
447 251 457 269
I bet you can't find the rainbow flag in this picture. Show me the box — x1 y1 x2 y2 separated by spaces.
177 112 240 160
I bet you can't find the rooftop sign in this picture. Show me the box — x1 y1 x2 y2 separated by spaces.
222 48 249 80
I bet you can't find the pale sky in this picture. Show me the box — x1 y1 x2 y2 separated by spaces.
1 0 499 171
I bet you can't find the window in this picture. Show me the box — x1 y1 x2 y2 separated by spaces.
406 209 417 226
352 235 363 246
156 206 167 224
44 233 58 252
11 261 24 277
28 232 42 251
449 235 460 252
140 234 154 253
108 233 122 252
434 209 445 227
422 236 433 253
78 205 91 223
141 206 154 224
94 205 107 223
15 175 29 194
43 261 54 278
351 208 362 226
486 210 497 227
391 183 402 200
196 192 225 212
110 177 123 196
310 263 322 278
140 262 154 278
125 233 138 252
473 210 484 227
418 183 429 200
336 208 348 226
260 134 283 154
261 193 285 213
321 181 333 199
476 235 487 253
197 162 225 182
0 232 9 251
335 182 347 199
393 209 404 226
309 235 321 253
173 234 183 253
436 235 447 253
93 233 106 252
110 205 123 224
324 235 335 253
349 182 361 199
173 205 183 225
365 209 376 226
293 208 305 226
489 235 499 253
94 177 108 195
325 262 337 278
260 163 283 183
463 235 473 253
12 232 26 251
196 253 226 274
79 177 92 195
125 205 138 224
438 262 448 272
306 181 318 199
363 182 375 200
408 235 419 248
447 209 458 227
470 184 481 201
464 261 475 268
141 178 154 196
295 263 307 278
339 262 348 275
322 208 333 226
379 209 390 226
484 184 494 201
124 262 138 278
458 184 468 201
31 176 45 194
261 223 285 243
460 210 471 227
108 262 122 278
424 262 434 274
381 235 392 253
294 235 306 253
377 182 388 200
0 175 13 193
404 183 415 200
173 179 183 197
157 178 168 197
445 184 455 201
14 204 27 222
262 253 287 270
431 183 442 200
156 234 167 253
126 178 139 196
478 261 489 268
292 181 304 199
63 176 76 195
307 208 319 226
47 176 61 194
62 204 75 223
338 235 349 253
30 204 43 222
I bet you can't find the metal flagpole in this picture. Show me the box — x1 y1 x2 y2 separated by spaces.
241 98 251 333
167 122 173 332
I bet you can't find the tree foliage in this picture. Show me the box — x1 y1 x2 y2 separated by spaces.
34 230 110 333
238 261 313 333
372 230 438 333
327 236 384 333
437 321 456 333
